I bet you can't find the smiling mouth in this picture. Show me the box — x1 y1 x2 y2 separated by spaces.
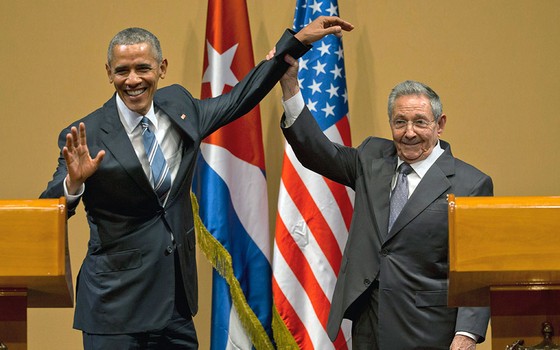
126 88 146 97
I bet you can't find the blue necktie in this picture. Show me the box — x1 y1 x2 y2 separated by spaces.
388 163 413 232
141 117 171 204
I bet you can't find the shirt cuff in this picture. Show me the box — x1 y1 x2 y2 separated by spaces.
281 91 305 128
456 331 478 342
63 175 84 205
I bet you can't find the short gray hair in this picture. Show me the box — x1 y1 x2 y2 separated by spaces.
387 80 443 121
107 27 162 66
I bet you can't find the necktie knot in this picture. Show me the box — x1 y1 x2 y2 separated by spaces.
399 162 413 176
140 117 150 133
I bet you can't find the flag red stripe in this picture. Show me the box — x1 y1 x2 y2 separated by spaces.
201 0 266 170
272 276 314 349
275 215 349 350
323 177 353 232
325 116 353 231
281 155 342 274
336 115 352 148
274 217 332 325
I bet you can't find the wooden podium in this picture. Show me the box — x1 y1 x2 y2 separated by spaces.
0 198 73 350
448 195 560 349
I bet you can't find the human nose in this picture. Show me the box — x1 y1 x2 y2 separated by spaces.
403 122 417 136
126 71 142 85
401 121 418 139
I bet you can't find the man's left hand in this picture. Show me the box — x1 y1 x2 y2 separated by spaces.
294 15 354 45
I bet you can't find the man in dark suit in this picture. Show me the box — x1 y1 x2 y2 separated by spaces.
40 17 353 349
276 54 493 349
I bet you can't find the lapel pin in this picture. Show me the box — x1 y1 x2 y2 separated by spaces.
180 114 187 120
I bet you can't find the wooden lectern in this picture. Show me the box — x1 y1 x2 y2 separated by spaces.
0 198 73 350
448 195 560 349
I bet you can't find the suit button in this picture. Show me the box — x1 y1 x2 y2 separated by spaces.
380 249 389 257
364 279 371 286
165 246 174 255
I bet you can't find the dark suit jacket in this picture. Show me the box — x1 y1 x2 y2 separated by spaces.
283 107 493 349
40 30 309 334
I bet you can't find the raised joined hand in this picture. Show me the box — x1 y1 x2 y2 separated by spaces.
294 15 354 45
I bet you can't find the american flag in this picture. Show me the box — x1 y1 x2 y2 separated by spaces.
193 0 274 349
272 0 354 349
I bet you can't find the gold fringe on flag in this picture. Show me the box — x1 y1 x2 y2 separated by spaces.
272 305 300 349
190 192 275 350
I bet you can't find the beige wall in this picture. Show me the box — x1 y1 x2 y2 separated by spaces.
1 0 559 349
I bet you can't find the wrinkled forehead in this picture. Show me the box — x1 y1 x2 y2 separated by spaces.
392 94 433 117
108 42 159 67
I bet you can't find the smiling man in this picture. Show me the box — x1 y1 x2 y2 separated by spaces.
106 38 167 116
390 92 446 164
278 59 493 349
41 17 353 350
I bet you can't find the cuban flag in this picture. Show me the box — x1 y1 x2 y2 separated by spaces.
272 0 354 349
192 0 273 349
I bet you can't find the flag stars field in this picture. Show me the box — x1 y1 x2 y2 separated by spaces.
317 41 331 56
312 60 327 75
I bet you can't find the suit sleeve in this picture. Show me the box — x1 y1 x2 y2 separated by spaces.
194 29 311 138
282 106 358 189
455 173 494 343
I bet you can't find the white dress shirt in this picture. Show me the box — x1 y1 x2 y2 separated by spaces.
116 94 182 184
64 94 183 202
392 142 444 196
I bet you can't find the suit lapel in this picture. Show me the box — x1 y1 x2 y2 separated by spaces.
386 146 455 239
155 93 197 140
155 97 198 201
99 98 155 199
369 151 397 241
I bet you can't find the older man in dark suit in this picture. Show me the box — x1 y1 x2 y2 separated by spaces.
277 53 493 349
41 17 353 349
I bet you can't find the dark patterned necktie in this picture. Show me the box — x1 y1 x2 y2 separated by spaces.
388 163 413 231
141 117 171 204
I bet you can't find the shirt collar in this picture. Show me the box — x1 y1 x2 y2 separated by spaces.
397 140 444 178
115 93 158 133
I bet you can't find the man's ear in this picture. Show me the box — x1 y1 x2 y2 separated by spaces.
159 58 168 79
437 114 447 136
105 63 113 83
